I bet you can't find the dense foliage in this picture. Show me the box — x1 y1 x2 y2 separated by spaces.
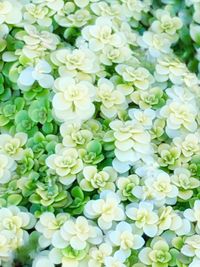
1 0 200 266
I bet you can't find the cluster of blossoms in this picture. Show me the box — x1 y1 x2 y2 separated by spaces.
1 0 200 266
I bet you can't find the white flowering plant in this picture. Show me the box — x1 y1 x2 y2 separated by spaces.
1 0 200 266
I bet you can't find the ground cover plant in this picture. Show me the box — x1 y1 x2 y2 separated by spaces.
1 0 200 266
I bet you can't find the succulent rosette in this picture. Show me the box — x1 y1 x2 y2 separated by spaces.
0 0 200 266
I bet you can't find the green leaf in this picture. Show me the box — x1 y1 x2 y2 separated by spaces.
7 194 22 205
2 62 13 77
42 122 53 134
29 194 41 204
71 186 84 200
87 140 102 154
24 91 36 101
0 84 4 94
15 110 29 123
0 87 11 101
33 132 45 143
0 74 4 83
9 63 20 83
0 115 9 126
169 249 180 266
15 97 25 111
0 39 6 52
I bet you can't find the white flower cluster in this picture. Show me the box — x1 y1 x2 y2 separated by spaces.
33 189 194 267
0 206 35 266
1 0 200 266
0 133 27 184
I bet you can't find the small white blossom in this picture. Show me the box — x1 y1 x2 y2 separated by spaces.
88 243 112 267
84 190 125 230
36 212 69 248
80 165 117 192
52 76 96 122
108 221 144 253
110 119 152 163
184 200 200 231
0 132 27 160
52 216 102 250
18 60 54 89
46 145 83 186
0 154 16 184
126 202 158 237
82 17 126 52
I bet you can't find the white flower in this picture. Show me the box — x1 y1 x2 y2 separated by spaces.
19 24 59 59
121 0 144 20
46 145 83 186
36 212 69 248
51 47 99 77
100 45 132 65
32 0 64 11
52 216 102 250
157 206 183 234
18 67 35 88
171 168 200 200
108 221 144 252
193 2 200 23
0 0 22 24
96 78 126 118
181 235 200 259
173 134 200 159
0 230 15 263
80 165 117 192
117 174 140 201
155 55 187 84
189 257 200 267
135 160 160 179
104 255 126 267
132 184 155 203
131 86 164 109
166 85 196 104
112 158 132 174
18 60 54 89
0 132 27 160
151 10 182 35
119 22 138 45
0 154 16 184
183 71 199 89
91 1 122 19
138 31 171 57
74 0 90 8
139 238 172 266
184 200 200 231
32 251 54 267
24 3 52 27
116 64 154 90
89 243 112 267
84 190 125 230
0 206 35 232
0 206 35 253
55 8 91 27
49 247 88 267
160 101 197 137
126 202 158 237
110 119 152 163
60 122 93 148
82 16 125 51
128 108 156 129
137 171 178 202
52 76 96 122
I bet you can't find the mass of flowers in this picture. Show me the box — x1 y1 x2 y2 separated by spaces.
1 0 200 266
